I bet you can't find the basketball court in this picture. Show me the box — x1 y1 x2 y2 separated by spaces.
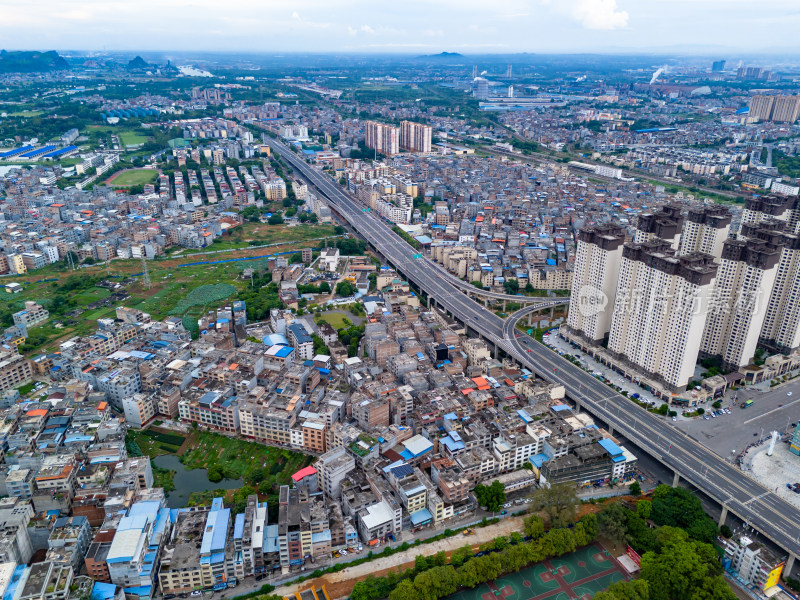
449 543 630 600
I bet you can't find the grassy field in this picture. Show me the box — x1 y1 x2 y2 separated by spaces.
6 223 340 354
126 428 185 457
7 110 43 117
73 287 112 304
197 222 339 253
108 169 158 187
315 311 353 330
182 431 313 483
119 130 149 147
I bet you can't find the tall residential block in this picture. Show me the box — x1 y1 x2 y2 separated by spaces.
700 231 782 370
364 121 399 156
633 204 683 249
748 95 800 123
608 240 717 390
759 225 800 354
399 121 432 153
741 195 793 229
678 205 731 259
566 224 626 344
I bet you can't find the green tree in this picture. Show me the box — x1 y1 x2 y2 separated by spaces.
504 279 520 295
388 580 419 600
593 579 649 600
267 212 284 225
524 514 545 539
637 500 652 520
650 485 718 543
641 527 734 600
528 482 578 528
629 481 642 496
207 465 223 482
474 480 506 512
414 566 459 600
450 545 474 568
336 280 357 297
599 503 630 548
580 513 599 541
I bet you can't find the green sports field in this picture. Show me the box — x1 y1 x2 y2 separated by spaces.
449 544 628 600
107 169 158 187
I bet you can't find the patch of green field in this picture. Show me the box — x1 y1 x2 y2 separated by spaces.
181 431 313 486
7 110 43 117
169 283 236 316
73 288 111 304
196 222 338 253
119 130 149 147
125 429 185 457
108 169 158 187
315 311 352 330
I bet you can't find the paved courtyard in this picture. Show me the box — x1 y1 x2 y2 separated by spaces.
743 440 800 510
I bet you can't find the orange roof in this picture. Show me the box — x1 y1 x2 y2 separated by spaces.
26 409 48 417
97 402 108 411
229 363 239 370
460 388 474 395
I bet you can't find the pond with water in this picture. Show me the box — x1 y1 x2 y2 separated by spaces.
153 454 242 508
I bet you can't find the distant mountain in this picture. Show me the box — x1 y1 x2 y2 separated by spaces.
421 52 463 58
0 50 68 73
127 56 150 71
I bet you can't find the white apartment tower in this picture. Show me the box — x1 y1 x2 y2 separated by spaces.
700 231 782 371
566 224 626 344
399 121 432 153
678 205 731 259
364 121 400 156
608 240 717 390
759 225 800 353
740 195 793 230
633 205 683 250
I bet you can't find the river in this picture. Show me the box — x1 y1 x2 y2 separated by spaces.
153 454 243 508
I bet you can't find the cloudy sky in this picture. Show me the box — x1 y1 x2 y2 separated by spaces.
1 0 800 53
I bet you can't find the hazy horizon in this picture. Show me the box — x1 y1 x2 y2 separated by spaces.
3 0 800 55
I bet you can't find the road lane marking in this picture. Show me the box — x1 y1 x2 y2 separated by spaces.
743 398 800 424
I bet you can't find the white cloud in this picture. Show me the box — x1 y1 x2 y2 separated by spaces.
360 25 375 34
570 0 629 29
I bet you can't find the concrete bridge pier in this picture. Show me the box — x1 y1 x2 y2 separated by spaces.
787 554 796 577
718 505 728 528
672 472 680 487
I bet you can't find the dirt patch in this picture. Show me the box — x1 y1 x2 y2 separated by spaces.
273 516 526 600
177 432 198 456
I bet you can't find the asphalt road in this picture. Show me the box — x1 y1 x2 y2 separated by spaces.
269 139 800 564
675 379 800 458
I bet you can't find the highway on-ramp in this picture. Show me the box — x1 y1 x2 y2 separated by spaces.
269 138 800 564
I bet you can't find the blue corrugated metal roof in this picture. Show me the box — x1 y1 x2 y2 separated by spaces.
234 513 245 539
409 508 433 525
598 438 624 457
